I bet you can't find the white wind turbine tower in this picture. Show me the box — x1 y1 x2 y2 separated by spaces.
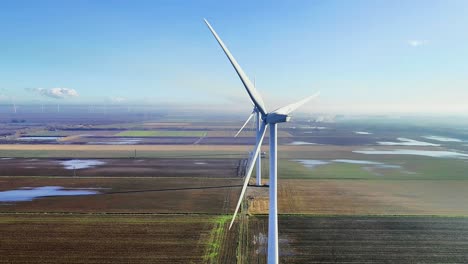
205 19 318 264
11 97 17 114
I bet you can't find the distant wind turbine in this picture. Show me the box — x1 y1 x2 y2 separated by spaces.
205 19 319 264
11 97 17 114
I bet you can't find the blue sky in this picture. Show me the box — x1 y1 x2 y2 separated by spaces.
0 0 467 114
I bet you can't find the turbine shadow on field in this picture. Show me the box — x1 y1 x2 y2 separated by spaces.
103 184 242 195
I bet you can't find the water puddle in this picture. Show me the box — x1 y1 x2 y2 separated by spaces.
253 232 268 255
332 159 381 165
354 131 372 135
333 159 398 167
301 126 328 130
87 138 142 145
294 160 330 168
354 149 468 158
296 159 402 170
423 135 462 142
0 186 99 202
59 159 106 169
288 141 317 145
377 137 439 146
18 136 63 141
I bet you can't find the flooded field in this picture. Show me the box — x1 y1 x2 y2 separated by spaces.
0 158 243 178
18 136 63 141
0 186 99 202
423 135 463 142
0 177 241 214
377 137 440 146
288 141 318 146
59 159 106 169
354 149 468 158
295 159 401 170
354 131 372 135
86 138 143 145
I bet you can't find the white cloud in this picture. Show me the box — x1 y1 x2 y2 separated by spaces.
408 39 428 47
26 88 79 99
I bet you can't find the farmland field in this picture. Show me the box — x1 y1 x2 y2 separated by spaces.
115 130 207 137
0 177 241 214
2 115 468 263
0 214 238 264
0 144 250 158
0 158 243 178
277 157 468 180
245 215 468 264
247 179 468 215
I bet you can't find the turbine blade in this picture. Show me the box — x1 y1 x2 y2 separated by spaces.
234 111 255 137
273 92 320 115
229 122 268 230
204 19 267 116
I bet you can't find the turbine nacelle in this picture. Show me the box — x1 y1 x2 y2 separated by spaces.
265 113 291 124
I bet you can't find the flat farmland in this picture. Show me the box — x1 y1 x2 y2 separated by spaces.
247 180 468 216
75 136 200 145
0 144 442 158
115 130 207 137
0 177 241 214
282 136 378 145
0 214 238 264
277 157 468 180
0 144 252 158
245 215 468 263
206 130 292 137
0 158 242 178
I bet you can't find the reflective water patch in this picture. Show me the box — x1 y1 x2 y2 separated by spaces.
354 149 468 158
87 138 142 145
0 186 99 202
333 159 402 169
60 159 106 169
354 131 372 135
288 141 317 145
18 136 62 141
422 136 462 142
378 138 440 146
296 159 402 170
294 160 330 169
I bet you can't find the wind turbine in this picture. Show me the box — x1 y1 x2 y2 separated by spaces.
204 19 318 264
234 91 263 186
11 97 17 114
